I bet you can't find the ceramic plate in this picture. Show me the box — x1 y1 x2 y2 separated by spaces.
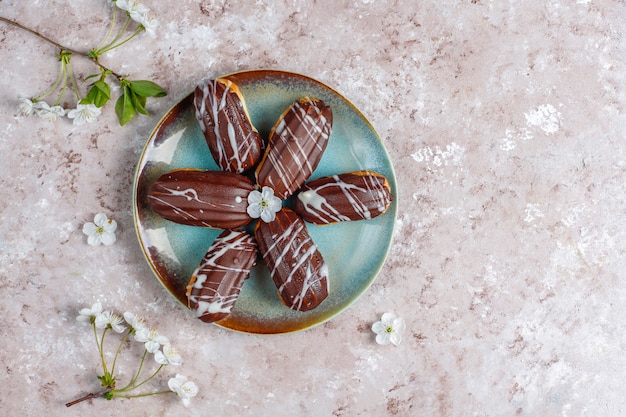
133 69 397 334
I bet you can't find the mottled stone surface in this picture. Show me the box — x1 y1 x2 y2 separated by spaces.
1 0 626 416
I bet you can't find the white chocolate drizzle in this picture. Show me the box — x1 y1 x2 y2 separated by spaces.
263 98 331 197
261 218 329 311
187 230 257 320
195 79 258 173
149 183 244 227
297 173 390 223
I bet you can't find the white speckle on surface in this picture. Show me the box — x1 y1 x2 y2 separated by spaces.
411 142 465 167
524 104 562 135
500 127 534 151
524 203 545 223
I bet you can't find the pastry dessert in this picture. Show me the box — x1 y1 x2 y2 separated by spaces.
255 208 329 311
193 78 264 173
294 170 394 224
149 78 394 322
255 97 332 199
186 229 258 323
148 169 255 229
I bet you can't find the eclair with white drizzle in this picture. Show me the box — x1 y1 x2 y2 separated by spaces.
193 78 264 173
255 97 332 200
186 229 258 323
255 208 329 312
148 169 255 229
294 170 394 225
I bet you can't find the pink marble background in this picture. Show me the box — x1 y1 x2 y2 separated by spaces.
1 0 626 415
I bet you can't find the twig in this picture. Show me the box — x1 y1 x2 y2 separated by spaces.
0 16 124 79
65 391 108 407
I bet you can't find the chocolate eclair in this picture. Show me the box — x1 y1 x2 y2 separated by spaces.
255 97 332 200
186 229 258 323
255 208 329 311
148 169 255 229
294 170 394 224
194 78 264 173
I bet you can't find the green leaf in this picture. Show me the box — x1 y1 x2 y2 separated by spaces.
129 80 167 98
115 87 137 126
85 73 100 81
129 90 148 115
93 80 111 98
82 80 111 108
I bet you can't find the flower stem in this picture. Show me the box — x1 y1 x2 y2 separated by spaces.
99 28 142 55
110 330 132 377
65 390 109 407
66 56 82 102
118 350 148 392
54 53 69 105
99 327 110 377
0 16 124 79
95 5 117 52
113 390 171 400
117 364 165 394
97 15 131 55
33 57 65 101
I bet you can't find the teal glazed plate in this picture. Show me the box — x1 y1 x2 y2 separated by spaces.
133 69 397 334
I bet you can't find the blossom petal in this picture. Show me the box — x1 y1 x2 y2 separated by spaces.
247 203 263 219
375 333 391 345
389 332 402 346
247 189 262 204
371 321 386 334
260 186 275 200
260 208 276 223
100 231 117 246
87 234 102 246
266 195 282 212
393 317 406 332
82 222 97 235
380 312 396 324
93 213 109 227
103 218 117 233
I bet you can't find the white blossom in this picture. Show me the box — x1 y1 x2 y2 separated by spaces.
77 302 104 323
154 344 183 366
168 374 198 406
134 327 169 353
17 95 36 116
371 312 405 346
138 15 158 37
123 311 147 332
115 0 150 25
95 311 127 333
35 101 65 121
247 186 282 223
82 213 117 246
67 103 101 126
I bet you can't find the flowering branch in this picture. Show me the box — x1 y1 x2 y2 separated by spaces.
1 0 165 126
67 303 198 407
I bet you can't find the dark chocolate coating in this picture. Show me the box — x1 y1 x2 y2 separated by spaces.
186 229 258 323
294 170 394 224
256 98 332 200
148 169 254 229
255 208 329 311
194 78 264 173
